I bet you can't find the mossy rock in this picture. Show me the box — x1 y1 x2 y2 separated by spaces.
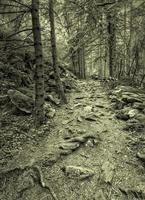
7 89 34 114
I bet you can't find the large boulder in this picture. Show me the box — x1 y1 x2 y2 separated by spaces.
7 89 34 114
111 86 145 105
121 93 143 104
112 85 145 133
113 85 144 94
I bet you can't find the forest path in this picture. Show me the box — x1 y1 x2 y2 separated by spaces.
45 80 145 200
1 80 145 200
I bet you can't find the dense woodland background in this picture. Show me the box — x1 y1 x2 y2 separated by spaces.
0 0 145 126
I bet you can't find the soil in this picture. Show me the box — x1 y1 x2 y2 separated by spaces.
0 80 145 200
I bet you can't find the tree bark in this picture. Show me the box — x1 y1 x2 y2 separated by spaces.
107 13 116 78
123 1 127 75
127 0 133 76
49 0 67 104
31 0 45 126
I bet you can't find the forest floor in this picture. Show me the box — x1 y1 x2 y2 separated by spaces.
1 80 145 200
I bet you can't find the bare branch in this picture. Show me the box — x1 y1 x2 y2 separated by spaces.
0 10 28 14
8 44 34 50
0 3 22 8
10 0 31 9
6 28 32 39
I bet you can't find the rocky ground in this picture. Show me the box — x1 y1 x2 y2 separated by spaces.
0 80 145 200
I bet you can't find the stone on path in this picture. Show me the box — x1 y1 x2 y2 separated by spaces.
45 94 60 105
84 113 98 121
44 103 56 118
62 165 95 180
101 161 115 183
66 136 86 143
77 116 83 122
84 105 93 113
59 142 80 151
136 152 145 162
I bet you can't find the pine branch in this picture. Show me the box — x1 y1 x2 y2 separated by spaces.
0 3 22 8
0 10 28 14
10 0 31 9
0 13 24 26
6 28 32 39
0 39 24 42
7 44 34 51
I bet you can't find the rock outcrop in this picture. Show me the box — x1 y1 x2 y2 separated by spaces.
110 85 145 132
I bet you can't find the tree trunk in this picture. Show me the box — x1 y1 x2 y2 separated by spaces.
123 1 127 75
98 43 102 79
107 13 116 78
49 0 67 104
31 0 45 126
128 0 133 76
82 45 86 79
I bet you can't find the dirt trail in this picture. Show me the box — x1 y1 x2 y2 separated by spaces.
1 80 145 200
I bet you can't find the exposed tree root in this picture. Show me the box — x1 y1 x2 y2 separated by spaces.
0 164 58 200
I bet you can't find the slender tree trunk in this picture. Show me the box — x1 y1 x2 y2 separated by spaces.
82 45 86 79
31 0 45 126
71 9 86 79
123 1 127 75
107 13 116 77
78 46 85 79
91 50 93 76
70 48 77 75
49 0 67 104
78 47 81 79
128 0 133 76
98 43 102 79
